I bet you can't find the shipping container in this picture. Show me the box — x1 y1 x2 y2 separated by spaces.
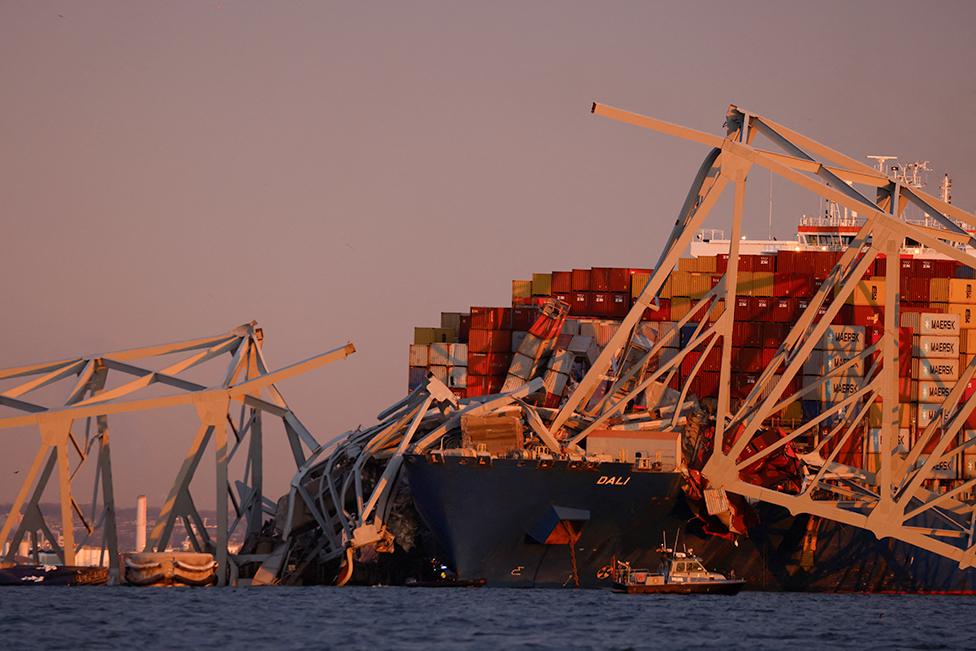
571 268 591 291
470 306 512 330
607 268 631 292
819 325 866 352
911 357 959 382
408 344 430 367
917 312 961 336
946 304 976 329
468 352 513 376
570 292 591 316
913 334 960 359
429 365 449 385
448 366 467 389
531 273 552 296
552 271 572 293
448 343 468 366
590 267 610 292
468 329 513 354
512 279 532 300
414 327 457 344
408 366 427 391
429 342 451 366
949 279 976 304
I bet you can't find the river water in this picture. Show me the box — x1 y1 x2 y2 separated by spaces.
0 587 970 649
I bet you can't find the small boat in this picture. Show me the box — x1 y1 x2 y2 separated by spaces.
611 543 745 595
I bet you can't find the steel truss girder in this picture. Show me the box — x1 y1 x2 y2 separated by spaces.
578 101 976 570
0 322 354 584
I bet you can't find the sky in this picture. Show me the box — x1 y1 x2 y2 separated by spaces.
1 0 974 511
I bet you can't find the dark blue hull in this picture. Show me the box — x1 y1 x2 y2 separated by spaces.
403 454 976 592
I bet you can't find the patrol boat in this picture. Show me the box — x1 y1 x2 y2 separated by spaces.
611 538 745 595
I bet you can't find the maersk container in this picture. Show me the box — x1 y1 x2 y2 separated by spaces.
408 344 430 367
911 358 959 382
818 325 866 353
919 312 961 336
913 334 960 359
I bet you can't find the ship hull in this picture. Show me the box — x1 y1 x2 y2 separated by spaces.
404 454 976 592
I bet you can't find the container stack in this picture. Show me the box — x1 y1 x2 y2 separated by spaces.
405 254 976 494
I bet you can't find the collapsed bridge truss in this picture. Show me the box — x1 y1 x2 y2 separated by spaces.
276 101 976 583
0 321 354 584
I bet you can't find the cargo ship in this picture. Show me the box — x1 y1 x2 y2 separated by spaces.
390 161 976 592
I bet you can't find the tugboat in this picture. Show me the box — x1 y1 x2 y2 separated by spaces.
611 537 745 595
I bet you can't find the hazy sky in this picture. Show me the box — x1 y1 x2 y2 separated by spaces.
2 1 974 510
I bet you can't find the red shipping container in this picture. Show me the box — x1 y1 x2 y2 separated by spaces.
607 268 630 292
761 347 778 368
733 296 758 321
466 373 506 396
692 371 721 399
570 292 591 316
591 292 610 316
731 373 760 399
470 306 512 330
813 251 842 280
733 347 764 373
642 298 671 321
874 255 886 276
590 267 610 292
512 306 538 330
915 259 936 278
901 277 930 303
753 297 773 321
552 271 572 293
553 292 572 309
468 352 513 376
761 322 789 349
680 351 702 378
732 322 762 348
610 292 629 317
900 256 914 275
776 251 796 274
933 260 955 278
769 298 798 323
714 254 729 274
571 268 591 291
468 329 513 354
755 254 776 272
852 305 884 326
737 254 757 272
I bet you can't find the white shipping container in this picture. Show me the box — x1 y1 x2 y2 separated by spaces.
595 321 619 347
963 451 976 480
919 312 960 336
916 380 955 404
429 365 449 384
511 331 528 353
543 370 569 396
568 335 594 355
818 325 865 352
448 366 467 388
501 375 526 392
508 352 534 380
578 319 599 340
548 349 575 375
913 335 960 359
917 403 943 428
429 342 450 366
867 428 912 455
448 343 468 367
819 374 864 403
408 344 430 367
802 350 864 376
914 454 958 480
912 358 959 381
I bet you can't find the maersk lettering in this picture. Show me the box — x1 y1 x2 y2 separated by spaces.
929 342 956 354
832 382 859 394
929 319 955 331
833 332 861 343
926 363 954 375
